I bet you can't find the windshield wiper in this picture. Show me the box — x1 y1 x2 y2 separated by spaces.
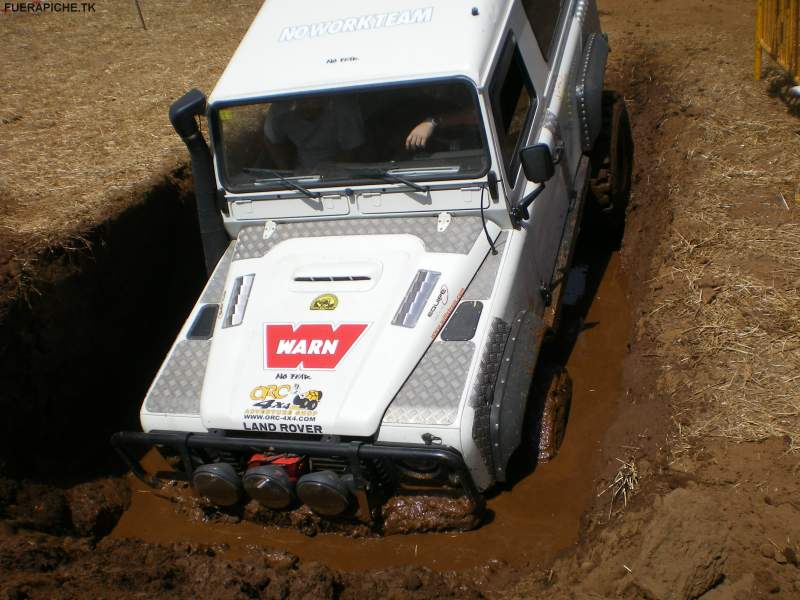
388 165 461 177
242 168 321 199
346 168 429 193
381 172 429 193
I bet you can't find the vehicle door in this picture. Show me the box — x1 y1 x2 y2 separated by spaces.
489 0 572 299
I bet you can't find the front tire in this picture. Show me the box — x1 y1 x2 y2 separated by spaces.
531 363 573 462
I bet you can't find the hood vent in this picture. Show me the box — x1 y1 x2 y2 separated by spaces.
222 274 255 328
392 269 441 329
294 275 371 282
291 261 382 292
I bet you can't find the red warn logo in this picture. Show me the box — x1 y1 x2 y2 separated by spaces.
264 323 368 370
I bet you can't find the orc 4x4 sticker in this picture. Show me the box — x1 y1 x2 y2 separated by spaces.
264 323 368 370
250 384 323 411
243 384 325 435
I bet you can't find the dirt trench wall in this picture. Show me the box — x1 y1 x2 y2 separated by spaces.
0 167 206 484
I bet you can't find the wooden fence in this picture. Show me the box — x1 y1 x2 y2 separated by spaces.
755 0 800 83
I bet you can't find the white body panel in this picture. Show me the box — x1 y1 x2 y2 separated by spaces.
211 0 510 104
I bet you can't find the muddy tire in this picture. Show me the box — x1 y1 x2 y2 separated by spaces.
588 91 634 246
532 363 572 462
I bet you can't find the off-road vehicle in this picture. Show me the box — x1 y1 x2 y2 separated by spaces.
113 0 633 522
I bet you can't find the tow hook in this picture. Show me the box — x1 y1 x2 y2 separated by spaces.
353 487 372 522
422 433 443 445
346 452 374 522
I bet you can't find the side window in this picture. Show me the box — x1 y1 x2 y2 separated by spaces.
522 0 565 61
490 38 537 182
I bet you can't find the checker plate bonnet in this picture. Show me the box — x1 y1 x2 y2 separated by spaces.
201 222 498 437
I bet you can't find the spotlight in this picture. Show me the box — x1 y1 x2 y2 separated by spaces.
296 471 352 516
243 464 295 509
191 463 242 507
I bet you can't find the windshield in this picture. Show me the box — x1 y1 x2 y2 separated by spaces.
213 80 490 194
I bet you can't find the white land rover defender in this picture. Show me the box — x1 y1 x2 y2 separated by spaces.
113 0 633 522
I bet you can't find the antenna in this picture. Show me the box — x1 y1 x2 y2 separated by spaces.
133 0 147 30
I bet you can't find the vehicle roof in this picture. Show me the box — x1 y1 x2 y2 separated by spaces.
209 0 514 104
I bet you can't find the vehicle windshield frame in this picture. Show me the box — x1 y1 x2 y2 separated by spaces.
208 77 492 195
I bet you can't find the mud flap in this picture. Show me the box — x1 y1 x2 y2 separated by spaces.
490 311 545 482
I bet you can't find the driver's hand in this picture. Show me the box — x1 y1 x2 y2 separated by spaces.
405 120 436 150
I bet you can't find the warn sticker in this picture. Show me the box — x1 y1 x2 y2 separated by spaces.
264 323 368 370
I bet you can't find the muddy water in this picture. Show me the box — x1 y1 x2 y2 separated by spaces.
111 253 629 572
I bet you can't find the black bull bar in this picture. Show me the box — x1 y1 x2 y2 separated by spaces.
111 431 485 513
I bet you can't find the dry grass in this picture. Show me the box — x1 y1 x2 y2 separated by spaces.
0 0 262 253
597 458 640 521
660 212 800 449
638 31 800 453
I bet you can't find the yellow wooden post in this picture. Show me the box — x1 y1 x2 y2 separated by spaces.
755 0 764 80
755 0 800 83
789 0 800 80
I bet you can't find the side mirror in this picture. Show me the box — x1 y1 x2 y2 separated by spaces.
520 144 555 183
